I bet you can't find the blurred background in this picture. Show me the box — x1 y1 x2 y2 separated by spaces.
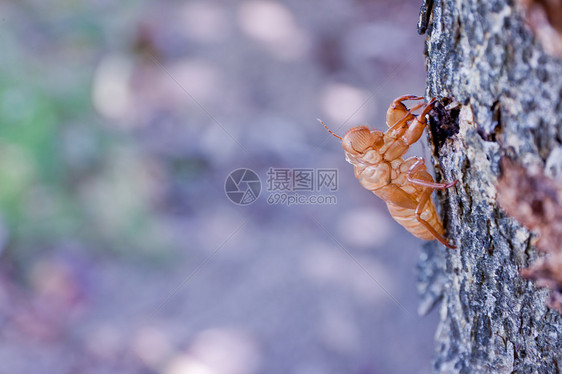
0 0 438 373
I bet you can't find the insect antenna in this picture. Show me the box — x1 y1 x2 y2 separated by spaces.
317 119 342 140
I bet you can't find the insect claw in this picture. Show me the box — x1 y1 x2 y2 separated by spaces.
444 179 458 188
444 241 457 250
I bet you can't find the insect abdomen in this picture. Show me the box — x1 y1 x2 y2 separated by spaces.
386 201 444 241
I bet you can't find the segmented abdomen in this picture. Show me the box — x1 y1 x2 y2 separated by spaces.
385 200 444 241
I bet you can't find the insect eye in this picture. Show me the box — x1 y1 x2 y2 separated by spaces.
343 127 372 153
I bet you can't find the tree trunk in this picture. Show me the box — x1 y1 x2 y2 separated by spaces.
417 0 562 372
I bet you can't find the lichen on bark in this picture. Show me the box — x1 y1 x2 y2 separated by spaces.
417 0 562 372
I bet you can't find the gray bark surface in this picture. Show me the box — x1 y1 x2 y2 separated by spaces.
417 0 562 373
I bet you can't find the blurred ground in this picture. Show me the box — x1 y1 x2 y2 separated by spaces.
0 1 439 373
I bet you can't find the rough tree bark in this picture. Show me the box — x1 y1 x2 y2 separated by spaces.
416 0 562 373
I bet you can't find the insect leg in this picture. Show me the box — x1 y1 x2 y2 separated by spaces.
391 95 425 105
402 98 436 141
386 112 415 139
386 96 425 128
382 102 425 156
408 178 458 189
387 101 426 134
383 99 437 161
407 159 458 189
415 189 456 249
